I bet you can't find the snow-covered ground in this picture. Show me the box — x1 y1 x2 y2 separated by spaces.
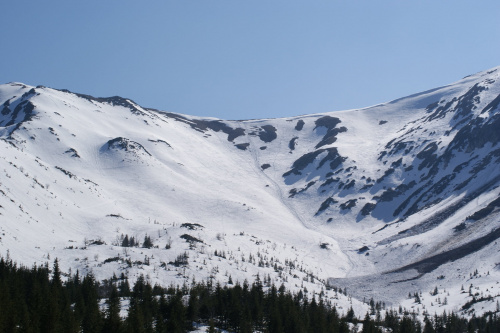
1 66 500 317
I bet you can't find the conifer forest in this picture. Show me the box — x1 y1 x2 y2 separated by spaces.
1 257 500 333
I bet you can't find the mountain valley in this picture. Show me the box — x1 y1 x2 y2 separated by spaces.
1 66 500 319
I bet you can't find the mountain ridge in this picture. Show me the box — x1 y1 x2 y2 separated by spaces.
1 66 500 316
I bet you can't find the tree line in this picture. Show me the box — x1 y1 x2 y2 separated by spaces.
0 256 499 332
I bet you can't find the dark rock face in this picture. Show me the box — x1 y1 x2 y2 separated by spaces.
358 246 369 253
481 93 500 115
416 143 438 170
106 137 151 156
360 203 376 216
381 174 500 247
295 120 305 131
148 139 172 148
424 81 488 124
376 181 417 204
452 83 487 120
0 99 11 116
315 116 341 130
257 125 277 143
0 88 37 131
467 196 500 221
340 199 357 210
315 197 338 216
281 116 354 215
235 143 250 151
314 116 347 149
58 88 148 116
343 179 356 190
5 101 35 127
393 227 500 274
320 177 340 188
283 150 324 177
444 113 500 157
382 139 414 158
375 167 395 184
226 127 246 142
164 113 246 142
204 121 246 142
282 147 346 178
289 137 298 151
180 223 204 230
180 234 203 244
65 148 80 158
363 78 500 224
288 181 317 198
55 166 76 179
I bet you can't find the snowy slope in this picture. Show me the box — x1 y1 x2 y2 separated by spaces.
1 66 500 317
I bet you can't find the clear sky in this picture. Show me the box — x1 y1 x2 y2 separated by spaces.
3 1 499 120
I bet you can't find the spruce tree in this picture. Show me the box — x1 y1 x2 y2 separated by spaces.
80 273 103 333
142 235 153 249
103 285 122 333
122 235 129 247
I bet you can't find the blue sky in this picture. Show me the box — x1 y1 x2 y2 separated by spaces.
3 1 499 120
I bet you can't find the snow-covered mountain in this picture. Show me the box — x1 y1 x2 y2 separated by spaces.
1 66 500 318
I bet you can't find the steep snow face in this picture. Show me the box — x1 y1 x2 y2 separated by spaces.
1 66 500 316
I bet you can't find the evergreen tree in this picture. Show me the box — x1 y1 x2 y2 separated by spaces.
142 235 154 249
400 315 416 333
80 273 103 333
345 306 356 322
122 235 129 247
167 292 187 333
423 316 435 333
103 284 122 333
3 255 500 333
362 312 380 333
118 276 131 297
338 318 350 333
